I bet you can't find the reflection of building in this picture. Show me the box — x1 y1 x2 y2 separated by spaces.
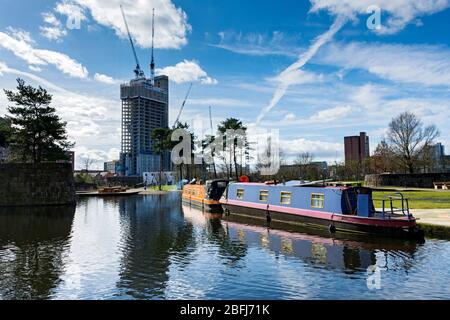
345 132 370 164
120 76 171 176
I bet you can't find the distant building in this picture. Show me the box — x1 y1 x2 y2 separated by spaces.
104 160 120 174
120 76 171 176
310 161 328 172
430 143 448 172
344 132 370 164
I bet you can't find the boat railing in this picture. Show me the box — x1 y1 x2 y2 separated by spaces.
381 192 412 219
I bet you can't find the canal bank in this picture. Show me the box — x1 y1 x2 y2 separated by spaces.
412 209 450 239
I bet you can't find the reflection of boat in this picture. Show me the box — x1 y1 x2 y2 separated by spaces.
182 204 420 252
181 205 419 271
182 179 229 213
220 182 423 239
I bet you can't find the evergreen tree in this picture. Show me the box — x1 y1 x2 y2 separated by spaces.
3 78 74 163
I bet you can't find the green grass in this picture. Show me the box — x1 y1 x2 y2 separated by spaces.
373 190 450 209
146 185 179 192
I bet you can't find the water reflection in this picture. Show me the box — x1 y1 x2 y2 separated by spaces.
0 195 449 300
0 206 75 300
115 193 196 299
182 205 420 273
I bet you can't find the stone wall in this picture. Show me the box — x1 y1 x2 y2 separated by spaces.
0 163 76 207
365 173 450 188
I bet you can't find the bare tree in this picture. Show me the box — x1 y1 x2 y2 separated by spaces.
387 112 439 174
294 152 314 180
83 157 94 172
294 152 314 166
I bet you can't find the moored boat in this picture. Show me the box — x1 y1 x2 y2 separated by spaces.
182 179 229 213
220 181 424 239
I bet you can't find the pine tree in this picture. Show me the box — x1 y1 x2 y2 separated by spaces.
4 78 74 163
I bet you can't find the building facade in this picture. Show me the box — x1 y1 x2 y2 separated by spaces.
344 132 370 164
120 76 171 176
104 160 120 174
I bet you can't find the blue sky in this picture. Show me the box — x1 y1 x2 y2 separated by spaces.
0 0 450 169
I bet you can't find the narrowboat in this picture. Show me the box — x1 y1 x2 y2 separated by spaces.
220 182 424 239
182 179 229 213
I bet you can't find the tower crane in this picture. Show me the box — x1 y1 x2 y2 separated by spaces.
120 5 145 79
173 83 193 128
150 8 156 85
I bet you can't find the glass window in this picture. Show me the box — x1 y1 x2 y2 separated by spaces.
236 189 245 200
311 193 325 208
259 190 269 202
280 192 292 205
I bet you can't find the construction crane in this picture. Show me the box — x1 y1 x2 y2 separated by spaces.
173 83 193 128
150 8 156 84
209 106 214 135
120 5 145 79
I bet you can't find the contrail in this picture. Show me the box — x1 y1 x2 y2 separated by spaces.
256 15 347 125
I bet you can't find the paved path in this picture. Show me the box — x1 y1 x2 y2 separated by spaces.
411 209 450 227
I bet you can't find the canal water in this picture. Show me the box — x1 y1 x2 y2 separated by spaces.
0 193 449 300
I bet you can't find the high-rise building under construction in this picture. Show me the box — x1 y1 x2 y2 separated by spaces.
119 7 171 176
120 76 170 176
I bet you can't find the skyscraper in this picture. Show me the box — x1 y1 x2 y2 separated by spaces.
344 132 370 164
120 76 170 176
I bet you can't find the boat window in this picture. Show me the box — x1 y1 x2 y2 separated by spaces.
259 190 269 202
216 181 227 188
280 192 292 205
311 193 325 208
236 189 245 200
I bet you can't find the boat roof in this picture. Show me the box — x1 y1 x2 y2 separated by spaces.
230 182 352 190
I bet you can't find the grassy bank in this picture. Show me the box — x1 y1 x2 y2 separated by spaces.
146 185 179 192
373 190 450 209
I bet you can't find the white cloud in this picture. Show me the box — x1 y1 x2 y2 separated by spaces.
94 73 121 85
256 16 347 124
213 31 302 58
67 0 191 49
281 138 342 161
55 1 87 25
40 13 68 41
270 69 324 86
281 105 354 125
308 105 353 123
0 61 120 169
0 28 89 78
318 42 450 86
157 60 217 85
309 0 450 34
74 146 120 170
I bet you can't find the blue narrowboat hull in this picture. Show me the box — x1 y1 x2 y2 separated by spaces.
221 201 421 239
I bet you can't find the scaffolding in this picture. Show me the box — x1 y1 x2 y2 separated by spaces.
120 76 170 176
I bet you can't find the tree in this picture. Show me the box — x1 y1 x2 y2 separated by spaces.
0 117 11 148
370 139 396 173
387 112 439 173
83 157 94 172
217 118 247 181
151 127 172 191
294 152 314 180
4 78 74 163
